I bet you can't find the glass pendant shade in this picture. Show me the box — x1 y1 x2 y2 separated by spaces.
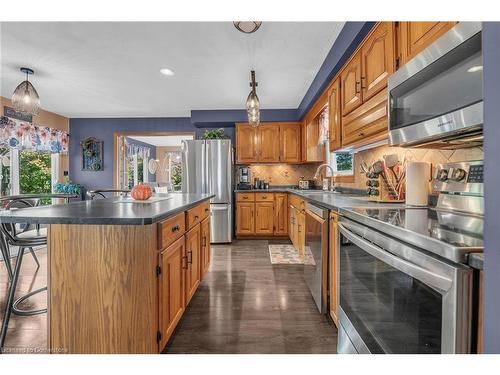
12 68 41 116
246 70 260 127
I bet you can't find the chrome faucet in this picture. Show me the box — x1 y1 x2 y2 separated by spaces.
313 164 335 191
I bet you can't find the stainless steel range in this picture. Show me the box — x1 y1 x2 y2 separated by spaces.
337 161 484 354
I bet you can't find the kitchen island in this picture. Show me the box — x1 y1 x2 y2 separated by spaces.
0 193 214 354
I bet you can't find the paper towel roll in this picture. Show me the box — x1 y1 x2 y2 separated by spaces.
406 162 431 206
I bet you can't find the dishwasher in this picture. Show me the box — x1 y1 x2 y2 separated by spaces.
303 202 329 314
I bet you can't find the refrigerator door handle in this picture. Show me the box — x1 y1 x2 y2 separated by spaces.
211 205 229 211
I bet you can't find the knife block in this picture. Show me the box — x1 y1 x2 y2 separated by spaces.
367 173 405 203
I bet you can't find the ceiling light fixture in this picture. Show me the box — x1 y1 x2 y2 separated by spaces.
233 21 262 34
246 70 260 128
12 67 41 116
160 68 175 76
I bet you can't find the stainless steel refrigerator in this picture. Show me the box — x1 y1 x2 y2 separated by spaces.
181 139 233 243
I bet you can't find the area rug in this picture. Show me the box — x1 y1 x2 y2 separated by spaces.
268 244 315 265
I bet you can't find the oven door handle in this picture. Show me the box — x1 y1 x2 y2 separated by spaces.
338 223 452 292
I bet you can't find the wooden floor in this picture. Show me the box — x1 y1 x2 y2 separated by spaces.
0 240 337 354
164 239 337 354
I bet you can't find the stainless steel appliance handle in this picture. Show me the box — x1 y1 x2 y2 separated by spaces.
210 205 228 211
338 222 452 292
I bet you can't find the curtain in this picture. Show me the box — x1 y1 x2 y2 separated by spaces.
0 116 69 154
125 139 150 158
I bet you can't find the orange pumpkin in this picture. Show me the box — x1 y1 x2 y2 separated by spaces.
131 183 152 200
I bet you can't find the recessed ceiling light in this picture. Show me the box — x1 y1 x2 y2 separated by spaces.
160 68 175 76
467 65 483 73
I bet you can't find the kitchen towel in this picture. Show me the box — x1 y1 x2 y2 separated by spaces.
406 161 431 206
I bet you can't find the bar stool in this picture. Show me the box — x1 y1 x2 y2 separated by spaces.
0 199 47 350
87 189 130 200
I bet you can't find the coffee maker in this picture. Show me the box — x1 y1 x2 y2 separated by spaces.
237 167 252 190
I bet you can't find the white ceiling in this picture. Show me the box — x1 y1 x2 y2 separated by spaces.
0 22 344 118
128 135 193 147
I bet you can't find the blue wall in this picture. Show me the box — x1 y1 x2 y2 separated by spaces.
482 21 500 353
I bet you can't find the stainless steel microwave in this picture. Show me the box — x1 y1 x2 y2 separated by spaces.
388 22 483 149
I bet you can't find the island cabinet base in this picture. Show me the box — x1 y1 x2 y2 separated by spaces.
48 224 159 354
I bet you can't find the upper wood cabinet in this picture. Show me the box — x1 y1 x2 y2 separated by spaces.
235 124 258 163
158 236 185 350
280 123 301 163
302 89 328 163
235 122 301 164
361 22 395 101
397 22 457 66
258 124 280 162
328 78 341 152
341 51 363 115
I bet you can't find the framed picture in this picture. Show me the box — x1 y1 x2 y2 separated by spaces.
81 137 103 171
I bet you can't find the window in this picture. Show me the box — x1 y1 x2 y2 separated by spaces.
126 154 145 189
332 152 354 176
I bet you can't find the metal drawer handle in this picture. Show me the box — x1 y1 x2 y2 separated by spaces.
171 224 180 232
182 256 188 269
187 250 193 264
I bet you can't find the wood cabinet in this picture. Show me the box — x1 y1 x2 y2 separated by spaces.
200 217 210 278
280 122 301 163
257 124 280 162
361 21 395 101
236 201 255 235
158 212 186 250
296 210 305 256
328 78 341 152
340 22 395 149
185 224 201 306
274 193 288 235
341 51 363 115
301 90 327 163
158 236 186 349
255 202 274 235
397 22 456 66
289 204 297 246
235 124 258 163
288 195 305 255
329 211 339 327
235 122 301 164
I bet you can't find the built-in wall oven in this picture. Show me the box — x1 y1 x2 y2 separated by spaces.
337 217 473 354
304 203 329 314
388 22 483 148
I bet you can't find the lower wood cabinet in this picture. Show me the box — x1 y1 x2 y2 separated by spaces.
158 236 186 350
236 202 255 235
329 211 339 327
185 224 201 306
255 202 274 235
200 217 210 278
274 193 288 235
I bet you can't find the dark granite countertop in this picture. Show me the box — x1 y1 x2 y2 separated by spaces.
0 193 214 225
468 253 484 270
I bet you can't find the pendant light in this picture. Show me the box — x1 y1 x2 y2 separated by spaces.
246 70 260 128
12 67 41 116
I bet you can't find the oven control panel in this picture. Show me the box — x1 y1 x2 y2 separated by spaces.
432 161 484 195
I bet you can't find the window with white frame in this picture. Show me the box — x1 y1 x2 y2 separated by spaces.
332 152 354 176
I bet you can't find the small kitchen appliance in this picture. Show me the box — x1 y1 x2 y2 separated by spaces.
338 160 484 354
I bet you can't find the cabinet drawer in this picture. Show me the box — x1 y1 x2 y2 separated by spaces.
237 192 255 202
199 201 210 221
158 212 186 250
186 205 202 230
255 192 274 202
289 194 305 211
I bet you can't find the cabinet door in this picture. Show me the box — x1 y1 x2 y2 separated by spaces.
297 210 305 256
340 51 362 115
255 202 274 235
274 193 288 236
328 78 342 152
329 212 339 326
280 123 301 163
158 236 186 350
185 225 201 306
289 205 296 244
361 22 395 102
399 22 456 65
258 124 280 162
200 217 210 278
235 124 258 163
236 202 255 235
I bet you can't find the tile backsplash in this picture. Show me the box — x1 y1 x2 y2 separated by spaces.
337 144 484 190
239 163 321 186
